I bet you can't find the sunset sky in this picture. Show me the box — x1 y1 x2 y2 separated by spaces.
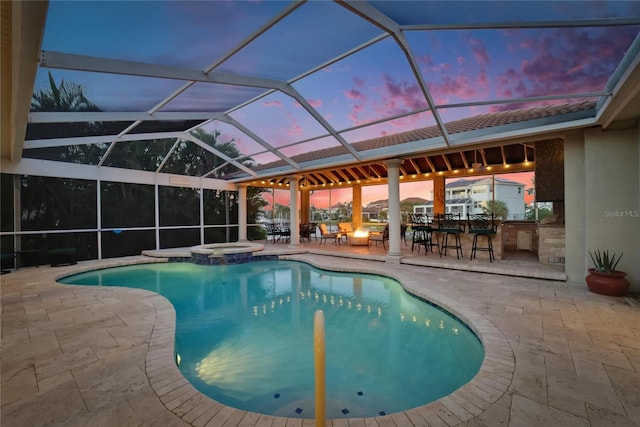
263 170 535 211
36 1 639 173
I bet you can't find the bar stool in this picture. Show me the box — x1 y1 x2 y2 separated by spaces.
400 223 408 246
437 213 465 259
467 213 497 262
411 215 439 255
425 215 440 254
411 215 427 253
411 215 430 254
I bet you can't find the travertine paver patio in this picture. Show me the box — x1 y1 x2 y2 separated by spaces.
1 253 639 426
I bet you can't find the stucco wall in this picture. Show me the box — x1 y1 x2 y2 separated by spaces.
564 131 587 284
582 126 640 293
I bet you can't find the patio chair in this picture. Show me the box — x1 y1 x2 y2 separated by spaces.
369 224 389 249
265 223 281 244
300 223 318 241
467 213 497 262
300 223 312 241
318 223 339 246
338 222 354 243
437 213 465 259
278 225 291 243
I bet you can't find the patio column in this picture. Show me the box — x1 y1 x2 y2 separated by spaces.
238 184 247 242
386 158 402 262
433 175 445 215
288 175 301 248
352 184 362 230
300 186 310 224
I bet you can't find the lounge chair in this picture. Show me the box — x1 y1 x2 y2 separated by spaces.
318 223 338 246
369 224 389 249
338 222 354 243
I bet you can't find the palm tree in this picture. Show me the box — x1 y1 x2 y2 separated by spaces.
482 200 509 220
29 71 106 163
31 71 100 112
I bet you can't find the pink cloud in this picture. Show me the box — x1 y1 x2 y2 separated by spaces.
477 69 488 87
470 37 490 66
285 113 304 138
431 67 490 101
353 77 365 88
262 100 282 108
416 54 435 73
343 74 430 128
344 88 365 100
348 103 365 125
495 26 637 103
307 98 323 108
380 74 427 113
519 39 535 50
286 122 303 138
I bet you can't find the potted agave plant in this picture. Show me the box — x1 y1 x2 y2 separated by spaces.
585 250 630 296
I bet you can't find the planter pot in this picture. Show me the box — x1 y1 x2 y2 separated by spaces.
585 269 630 296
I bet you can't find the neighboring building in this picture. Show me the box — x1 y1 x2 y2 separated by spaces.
364 198 428 223
309 202 353 222
363 199 388 222
413 177 525 219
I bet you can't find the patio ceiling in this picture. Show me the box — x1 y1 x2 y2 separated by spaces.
3 1 640 187
250 141 537 188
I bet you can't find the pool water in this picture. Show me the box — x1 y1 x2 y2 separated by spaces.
60 261 484 419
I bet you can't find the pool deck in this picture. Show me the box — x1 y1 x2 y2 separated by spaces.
2 245 640 426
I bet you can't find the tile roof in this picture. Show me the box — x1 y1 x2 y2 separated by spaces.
248 100 596 173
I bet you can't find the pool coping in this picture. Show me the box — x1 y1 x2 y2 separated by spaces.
58 256 514 426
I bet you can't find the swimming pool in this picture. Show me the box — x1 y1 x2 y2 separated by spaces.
59 260 484 419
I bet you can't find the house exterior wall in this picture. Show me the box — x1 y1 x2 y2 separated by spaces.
493 182 526 219
566 126 640 293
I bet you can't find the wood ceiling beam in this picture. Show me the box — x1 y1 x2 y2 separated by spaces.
367 164 383 179
442 154 452 170
460 152 469 169
323 170 342 183
480 148 489 166
356 166 372 180
408 158 421 174
334 169 352 182
344 168 360 181
311 173 328 185
306 173 319 185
